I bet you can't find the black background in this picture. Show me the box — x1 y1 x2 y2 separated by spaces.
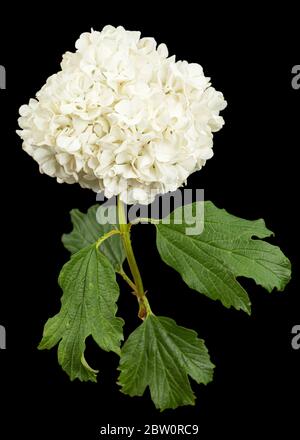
0 5 299 439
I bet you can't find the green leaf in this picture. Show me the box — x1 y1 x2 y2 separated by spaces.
62 205 125 270
118 315 214 411
38 245 124 382
155 201 291 314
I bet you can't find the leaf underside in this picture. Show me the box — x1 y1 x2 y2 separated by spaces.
62 205 125 270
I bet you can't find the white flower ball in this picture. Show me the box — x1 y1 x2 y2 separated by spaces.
17 25 227 204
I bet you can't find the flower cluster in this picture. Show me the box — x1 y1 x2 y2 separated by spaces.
17 25 226 204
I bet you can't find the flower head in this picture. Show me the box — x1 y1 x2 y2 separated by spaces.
17 25 227 204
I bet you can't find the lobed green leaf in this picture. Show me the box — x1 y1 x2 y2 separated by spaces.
155 201 291 314
39 245 124 382
118 315 214 411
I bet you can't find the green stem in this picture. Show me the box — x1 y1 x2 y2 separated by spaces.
96 229 121 250
117 267 137 294
117 196 152 319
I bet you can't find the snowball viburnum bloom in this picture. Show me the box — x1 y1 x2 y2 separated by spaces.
17 25 227 204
